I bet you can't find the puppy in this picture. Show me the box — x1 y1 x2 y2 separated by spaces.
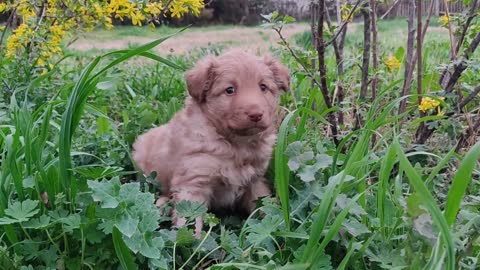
132 50 290 236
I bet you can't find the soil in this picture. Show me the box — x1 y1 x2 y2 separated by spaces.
69 24 310 55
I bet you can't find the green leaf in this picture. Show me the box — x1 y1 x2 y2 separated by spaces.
175 200 207 219
444 141 480 227
343 219 370 237
115 213 139 238
285 141 314 171
406 193 427 218
176 227 196 247
0 200 39 224
123 231 164 259
245 215 282 246
113 227 137 270
298 154 333 182
96 80 117 91
22 215 51 229
88 178 121 208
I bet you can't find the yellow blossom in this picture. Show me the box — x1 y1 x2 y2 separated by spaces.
131 11 146 26
385 55 401 72
170 0 204 18
418 97 444 112
144 2 162 16
341 4 352 22
0 3 6 13
439 15 449 26
437 107 445 116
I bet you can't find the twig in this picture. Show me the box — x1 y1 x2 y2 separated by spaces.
317 0 339 145
398 0 416 115
444 31 480 93
380 0 401 19
443 0 456 59
324 0 346 125
324 0 364 47
454 0 478 55
0 8 17 49
370 0 378 100
458 85 480 110
359 6 371 101
440 0 479 85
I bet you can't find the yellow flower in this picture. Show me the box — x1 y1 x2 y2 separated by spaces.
50 24 66 37
0 3 7 13
418 97 444 112
385 55 401 72
437 107 445 116
170 0 204 18
341 4 352 22
144 2 162 16
37 58 46 67
131 11 145 26
439 15 449 26
105 17 114 30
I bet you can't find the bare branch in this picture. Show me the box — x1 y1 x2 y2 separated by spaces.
317 0 339 145
398 0 416 115
370 0 378 100
324 0 364 47
359 6 371 101
458 85 480 109
380 0 401 19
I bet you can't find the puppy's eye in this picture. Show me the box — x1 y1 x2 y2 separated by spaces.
225 87 235 95
260 84 268 92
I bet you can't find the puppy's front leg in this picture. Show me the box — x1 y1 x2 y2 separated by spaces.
171 186 210 238
241 177 271 213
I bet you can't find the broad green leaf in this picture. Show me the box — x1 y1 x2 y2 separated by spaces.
176 227 196 247
0 200 39 224
88 178 120 208
175 200 207 219
23 215 51 229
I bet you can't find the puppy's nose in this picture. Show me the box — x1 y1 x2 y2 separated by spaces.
248 112 263 122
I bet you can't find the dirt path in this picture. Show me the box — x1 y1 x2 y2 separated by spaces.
70 24 310 55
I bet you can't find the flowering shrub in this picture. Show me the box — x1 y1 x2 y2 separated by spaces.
0 0 204 69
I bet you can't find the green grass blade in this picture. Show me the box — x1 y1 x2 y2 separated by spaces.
377 143 396 239
444 141 480 227
112 227 136 270
274 109 298 231
393 139 455 270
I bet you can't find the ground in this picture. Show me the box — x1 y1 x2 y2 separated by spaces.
70 23 310 55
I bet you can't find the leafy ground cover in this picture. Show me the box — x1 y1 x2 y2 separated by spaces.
0 14 479 270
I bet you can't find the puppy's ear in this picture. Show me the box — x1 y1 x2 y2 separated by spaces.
185 56 217 102
263 56 290 92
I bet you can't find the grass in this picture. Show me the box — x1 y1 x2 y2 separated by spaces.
0 17 479 270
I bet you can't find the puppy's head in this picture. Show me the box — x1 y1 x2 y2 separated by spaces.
185 50 290 136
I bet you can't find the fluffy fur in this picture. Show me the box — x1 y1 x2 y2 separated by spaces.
132 50 290 235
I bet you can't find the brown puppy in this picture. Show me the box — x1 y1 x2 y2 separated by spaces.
132 50 290 236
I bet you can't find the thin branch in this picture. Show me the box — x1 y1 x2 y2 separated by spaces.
324 0 364 47
454 0 479 55
359 6 371 101
458 85 480 110
444 31 480 93
370 0 378 100
0 8 17 49
443 0 456 59
380 0 401 19
398 0 416 115
317 0 339 145
416 0 422 106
